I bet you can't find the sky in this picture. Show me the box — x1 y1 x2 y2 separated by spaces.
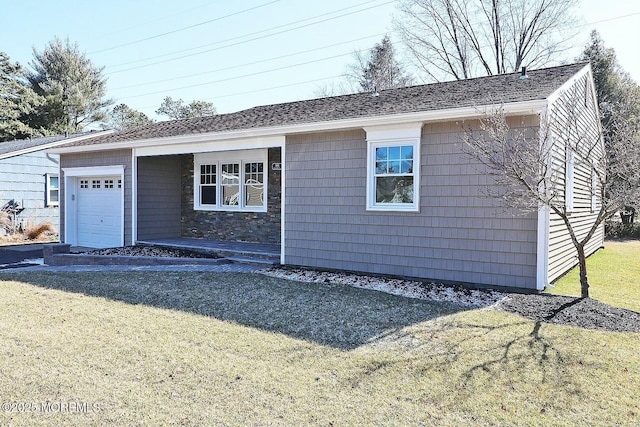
1 0 639 121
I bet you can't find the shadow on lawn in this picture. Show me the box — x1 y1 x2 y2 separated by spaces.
5 271 472 350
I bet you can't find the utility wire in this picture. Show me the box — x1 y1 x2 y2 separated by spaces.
105 0 397 75
87 1 219 43
122 50 362 99
90 0 281 54
109 32 385 91
105 0 387 69
130 73 349 111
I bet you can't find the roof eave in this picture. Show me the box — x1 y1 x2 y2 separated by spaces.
1 130 115 160
49 100 548 155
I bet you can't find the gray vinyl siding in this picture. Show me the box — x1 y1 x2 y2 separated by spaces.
137 156 182 240
547 74 605 282
0 151 59 232
284 125 539 290
59 149 133 245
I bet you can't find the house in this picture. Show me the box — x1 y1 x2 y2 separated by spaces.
49 63 604 291
0 132 112 236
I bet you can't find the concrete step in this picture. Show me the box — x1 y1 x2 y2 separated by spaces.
225 255 279 266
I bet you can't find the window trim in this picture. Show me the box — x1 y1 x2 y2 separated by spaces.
194 150 268 212
590 169 597 213
565 148 574 213
45 173 59 207
366 137 420 212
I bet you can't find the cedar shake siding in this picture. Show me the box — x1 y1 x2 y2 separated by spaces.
180 148 282 244
59 149 133 245
137 155 182 240
547 74 604 282
284 125 539 289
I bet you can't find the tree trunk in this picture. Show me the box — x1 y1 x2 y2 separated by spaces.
577 244 589 298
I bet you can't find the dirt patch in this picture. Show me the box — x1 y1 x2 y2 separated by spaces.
494 294 640 333
84 246 217 259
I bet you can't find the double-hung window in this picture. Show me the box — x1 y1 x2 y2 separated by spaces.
366 124 421 212
46 173 59 207
194 150 267 212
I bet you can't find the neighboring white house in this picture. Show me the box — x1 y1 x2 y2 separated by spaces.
0 132 113 235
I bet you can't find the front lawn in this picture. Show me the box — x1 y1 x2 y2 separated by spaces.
0 271 638 426
551 239 640 312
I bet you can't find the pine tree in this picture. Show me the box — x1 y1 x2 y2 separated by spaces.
356 36 413 93
0 52 44 141
108 104 154 131
156 96 216 120
26 37 112 133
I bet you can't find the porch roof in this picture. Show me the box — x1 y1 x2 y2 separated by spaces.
56 63 587 151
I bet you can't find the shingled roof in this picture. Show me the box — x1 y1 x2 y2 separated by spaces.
0 132 116 159
60 63 588 150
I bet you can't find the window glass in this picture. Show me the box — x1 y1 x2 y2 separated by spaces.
200 164 217 205
245 162 264 206
221 163 240 206
373 144 415 205
46 174 60 206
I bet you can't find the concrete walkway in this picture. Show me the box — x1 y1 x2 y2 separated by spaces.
0 262 265 274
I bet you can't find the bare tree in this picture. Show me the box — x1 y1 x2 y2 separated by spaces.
395 0 578 81
462 74 640 298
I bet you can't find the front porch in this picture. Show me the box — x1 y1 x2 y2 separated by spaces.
135 147 282 253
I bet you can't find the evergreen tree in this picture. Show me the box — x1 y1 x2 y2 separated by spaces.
26 37 112 133
107 103 154 131
354 35 413 92
0 52 44 141
156 96 216 120
578 31 640 221
578 30 640 151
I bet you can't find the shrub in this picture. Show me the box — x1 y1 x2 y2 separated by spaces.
605 221 640 239
24 222 57 240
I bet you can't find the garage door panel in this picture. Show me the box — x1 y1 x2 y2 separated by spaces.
76 176 122 248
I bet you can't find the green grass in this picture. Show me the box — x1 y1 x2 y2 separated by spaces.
551 240 640 312
0 271 638 426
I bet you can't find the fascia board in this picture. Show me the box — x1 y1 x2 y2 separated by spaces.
546 64 591 106
50 100 547 155
1 130 114 160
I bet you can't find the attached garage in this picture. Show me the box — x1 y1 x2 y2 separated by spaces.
62 166 125 248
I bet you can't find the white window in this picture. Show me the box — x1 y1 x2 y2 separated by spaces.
46 173 59 207
365 124 421 212
565 148 574 212
194 150 267 212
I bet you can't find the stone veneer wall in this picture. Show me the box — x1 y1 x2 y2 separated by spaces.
180 148 282 244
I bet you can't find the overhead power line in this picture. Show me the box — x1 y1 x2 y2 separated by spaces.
130 73 349 111
105 0 397 75
122 49 363 99
109 32 386 91
89 0 281 55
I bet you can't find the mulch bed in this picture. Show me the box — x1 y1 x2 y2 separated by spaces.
495 294 640 333
84 246 217 259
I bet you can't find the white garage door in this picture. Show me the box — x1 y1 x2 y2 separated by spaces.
76 176 122 248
